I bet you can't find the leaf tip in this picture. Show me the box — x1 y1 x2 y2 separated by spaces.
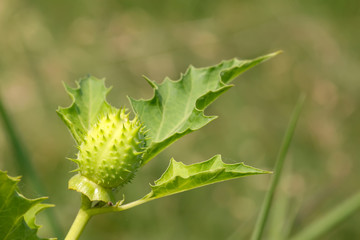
142 75 158 89
272 50 283 56
262 50 283 60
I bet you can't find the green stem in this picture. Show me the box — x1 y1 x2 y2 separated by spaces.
290 191 360 240
65 194 151 239
87 198 149 216
65 195 92 240
251 94 306 240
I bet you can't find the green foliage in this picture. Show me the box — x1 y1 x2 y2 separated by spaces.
57 76 116 145
2 50 359 240
0 170 54 240
84 155 269 215
2 1 360 238
57 53 277 204
142 154 270 200
53 53 278 239
130 52 280 164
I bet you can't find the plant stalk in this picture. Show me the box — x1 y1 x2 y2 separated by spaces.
65 194 151 239
65 195 92 240
290 191 360 240
87 198 149 216
251 94 305 240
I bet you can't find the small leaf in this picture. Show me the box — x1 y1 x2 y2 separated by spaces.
143 155 270 200
129 52 280 164
0 170 54 240
57 76 115 145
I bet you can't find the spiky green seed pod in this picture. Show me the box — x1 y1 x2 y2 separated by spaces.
72 108 146 189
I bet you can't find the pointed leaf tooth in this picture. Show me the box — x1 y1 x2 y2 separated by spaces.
63 81 77 97
142 75 158 89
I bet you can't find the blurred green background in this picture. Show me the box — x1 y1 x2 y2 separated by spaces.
1 0 360 239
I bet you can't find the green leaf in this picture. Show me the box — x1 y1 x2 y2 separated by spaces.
1 90 63 238
143 155 270 200
85 155 270 216
0 170 54 240
57 76 115 145
129 52 280 164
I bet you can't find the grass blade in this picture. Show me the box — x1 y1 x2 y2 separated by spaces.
290 191 360 240
0 96 63 238
251 94 306 240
